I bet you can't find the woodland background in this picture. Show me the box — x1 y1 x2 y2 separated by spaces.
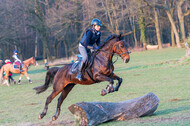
0 0 189 61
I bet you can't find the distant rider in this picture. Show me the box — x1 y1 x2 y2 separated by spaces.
12 50 23 72
76 18 102 81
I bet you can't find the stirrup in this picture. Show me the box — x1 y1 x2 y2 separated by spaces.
76 74 83 81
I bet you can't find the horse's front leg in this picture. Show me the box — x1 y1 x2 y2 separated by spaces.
94 73 114 96
18 74 23 84
24 72 32 84
111 73 122 91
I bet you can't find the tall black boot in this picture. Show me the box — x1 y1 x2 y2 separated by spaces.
76 61 84 81
19 64 23 72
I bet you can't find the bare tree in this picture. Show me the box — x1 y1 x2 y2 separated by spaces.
177 0 190 43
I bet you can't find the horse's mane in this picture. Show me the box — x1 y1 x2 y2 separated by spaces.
23 57 34 64
100 34 119 48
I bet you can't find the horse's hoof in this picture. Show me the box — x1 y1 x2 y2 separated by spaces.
39 113 46 120
38 115 42 120
110 86 114 92
52 116 57 121
101 89 107 96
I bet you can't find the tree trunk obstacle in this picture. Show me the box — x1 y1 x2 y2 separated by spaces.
68 92 159 126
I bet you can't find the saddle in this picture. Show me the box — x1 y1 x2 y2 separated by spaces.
70 51 95 79
13 61 22 69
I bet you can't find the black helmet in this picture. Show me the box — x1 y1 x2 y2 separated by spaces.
91 18 102 26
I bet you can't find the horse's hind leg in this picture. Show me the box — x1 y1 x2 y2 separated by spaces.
111 73 122 91
52 83 75 121
3 71 10 87
39 89 61 119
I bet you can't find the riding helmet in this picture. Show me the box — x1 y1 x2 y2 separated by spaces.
13 50 18 54
91 18 102 26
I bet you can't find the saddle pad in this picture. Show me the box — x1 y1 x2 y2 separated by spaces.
13 64 19 69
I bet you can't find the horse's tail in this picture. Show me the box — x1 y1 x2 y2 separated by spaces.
0 66 4 83
33 67 59 94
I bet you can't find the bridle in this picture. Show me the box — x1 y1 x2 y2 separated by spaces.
96 40 130 64
114 41 131 57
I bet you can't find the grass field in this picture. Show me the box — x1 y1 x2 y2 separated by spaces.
0 48 190 126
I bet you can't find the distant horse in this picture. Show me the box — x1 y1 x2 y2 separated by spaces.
0 60 2 68
34 34 130 121
0 57 37 86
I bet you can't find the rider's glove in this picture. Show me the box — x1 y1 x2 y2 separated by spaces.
93 46 100 51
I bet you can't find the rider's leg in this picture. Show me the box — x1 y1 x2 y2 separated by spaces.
19 64 23 72
9 76 16 84
76 44 88 81
76 61 84 81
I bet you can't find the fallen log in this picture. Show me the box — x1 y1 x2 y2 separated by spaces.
146 45 159 50
68 92 159 126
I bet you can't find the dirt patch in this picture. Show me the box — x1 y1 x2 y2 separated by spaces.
30 120 74 126
170 99 184 102
133 74 141 76
127 93 136 96
23 103 39 106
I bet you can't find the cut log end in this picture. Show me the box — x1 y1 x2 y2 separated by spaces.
68 104 88 126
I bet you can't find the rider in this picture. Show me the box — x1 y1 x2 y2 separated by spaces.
76 18 102 81
12 50 23 72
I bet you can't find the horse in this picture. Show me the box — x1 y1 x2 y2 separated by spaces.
33 34 130 121
0 57 37 86
0 60 2 68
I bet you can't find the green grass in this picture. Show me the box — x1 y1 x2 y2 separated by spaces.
0 47 190 126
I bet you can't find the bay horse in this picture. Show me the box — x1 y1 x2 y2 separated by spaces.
0 57 37 86
33 34 130 121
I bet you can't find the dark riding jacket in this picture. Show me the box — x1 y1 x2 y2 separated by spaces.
80 27 101 48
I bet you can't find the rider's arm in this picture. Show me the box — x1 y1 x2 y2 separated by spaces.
13 55 21 62
96 32 101 47
87 45 93 49
85 30 93 49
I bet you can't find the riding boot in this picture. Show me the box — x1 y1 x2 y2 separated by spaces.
19 64 23 72
76 61 84 81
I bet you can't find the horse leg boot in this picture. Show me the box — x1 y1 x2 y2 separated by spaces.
114 78 122 91
95 74 115 96
76 61 84 81
111 73 122 91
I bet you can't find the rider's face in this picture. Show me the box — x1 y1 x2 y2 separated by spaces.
94 25 101 31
